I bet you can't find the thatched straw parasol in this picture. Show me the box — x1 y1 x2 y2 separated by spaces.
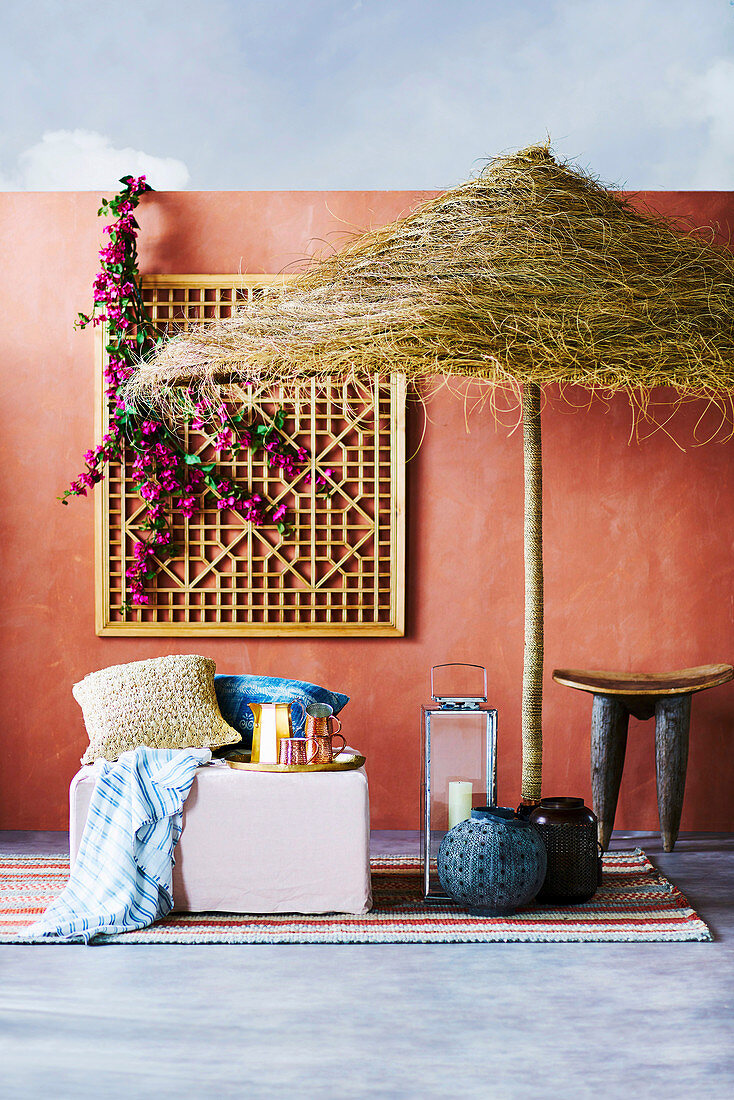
129 143 734 807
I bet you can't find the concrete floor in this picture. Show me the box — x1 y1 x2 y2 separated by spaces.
1 830 732 1100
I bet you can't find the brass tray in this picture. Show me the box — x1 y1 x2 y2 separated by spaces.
224 751 366 773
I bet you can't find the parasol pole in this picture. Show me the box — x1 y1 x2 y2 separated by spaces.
521 381 543 806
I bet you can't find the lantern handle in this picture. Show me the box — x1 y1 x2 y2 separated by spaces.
430 664 487 702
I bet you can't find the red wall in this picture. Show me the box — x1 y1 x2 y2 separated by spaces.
1 189 733 831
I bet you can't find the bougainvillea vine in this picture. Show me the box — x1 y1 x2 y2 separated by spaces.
63 176 331 609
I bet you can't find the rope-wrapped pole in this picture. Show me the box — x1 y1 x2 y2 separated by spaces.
521 382 543 805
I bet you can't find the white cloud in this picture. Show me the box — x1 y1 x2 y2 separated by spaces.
1 2 733 190
681 59 734 188
306 0 734 190
0 130 190 191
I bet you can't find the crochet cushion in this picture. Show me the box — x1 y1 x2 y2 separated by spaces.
214 675 349 748
74 655 240 764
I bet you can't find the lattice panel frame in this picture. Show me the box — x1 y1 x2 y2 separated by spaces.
95 276 405 636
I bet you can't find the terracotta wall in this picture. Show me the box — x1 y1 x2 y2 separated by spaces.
1 188 733 831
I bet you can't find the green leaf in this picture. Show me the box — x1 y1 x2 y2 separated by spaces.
183 453 201 465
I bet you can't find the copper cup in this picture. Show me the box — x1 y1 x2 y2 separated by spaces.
278 737 319 766
304 727 346 764
304 705 342 737
304 703 346 763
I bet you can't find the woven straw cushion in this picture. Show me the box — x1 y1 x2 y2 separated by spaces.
74 655 240 764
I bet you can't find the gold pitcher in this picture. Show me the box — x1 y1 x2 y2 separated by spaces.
249 702 294 764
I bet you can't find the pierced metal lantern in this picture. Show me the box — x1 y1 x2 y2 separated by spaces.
420 664 498 901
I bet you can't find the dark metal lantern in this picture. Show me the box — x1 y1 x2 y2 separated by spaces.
529 797 601 904
420 664 498 901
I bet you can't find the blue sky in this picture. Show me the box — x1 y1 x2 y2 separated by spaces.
1 0 733 190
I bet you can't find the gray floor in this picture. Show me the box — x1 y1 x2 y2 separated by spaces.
1 830 733 1100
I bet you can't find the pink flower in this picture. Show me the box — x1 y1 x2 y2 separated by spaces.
214 428 234 451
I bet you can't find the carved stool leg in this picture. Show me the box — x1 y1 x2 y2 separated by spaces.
654 694 691 853
591 694 630 850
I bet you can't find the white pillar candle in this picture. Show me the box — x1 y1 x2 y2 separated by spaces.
448 781 473 830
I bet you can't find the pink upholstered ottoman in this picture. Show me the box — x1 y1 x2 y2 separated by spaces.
69 758 372 914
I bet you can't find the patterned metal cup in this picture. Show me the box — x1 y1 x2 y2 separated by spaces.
304 702 345 762
305 707 343 739
278 737 319 766
304 729 347 764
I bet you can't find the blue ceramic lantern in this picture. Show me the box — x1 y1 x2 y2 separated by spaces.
437 806 547 915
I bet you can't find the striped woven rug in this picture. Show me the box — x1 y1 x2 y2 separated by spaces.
0 849 711 943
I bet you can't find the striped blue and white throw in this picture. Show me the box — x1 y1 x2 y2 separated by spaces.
30 746 211 943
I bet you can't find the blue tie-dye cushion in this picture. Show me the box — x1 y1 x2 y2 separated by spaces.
214 675 349 748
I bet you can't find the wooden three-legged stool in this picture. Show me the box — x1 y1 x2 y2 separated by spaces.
552 664 733 852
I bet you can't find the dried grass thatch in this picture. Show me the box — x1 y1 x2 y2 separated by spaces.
126 143 734 808
129 143 734 411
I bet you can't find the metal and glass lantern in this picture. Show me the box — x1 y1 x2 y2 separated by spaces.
420 664 498 901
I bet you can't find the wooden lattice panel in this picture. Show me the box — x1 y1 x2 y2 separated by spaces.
95 276 405 636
